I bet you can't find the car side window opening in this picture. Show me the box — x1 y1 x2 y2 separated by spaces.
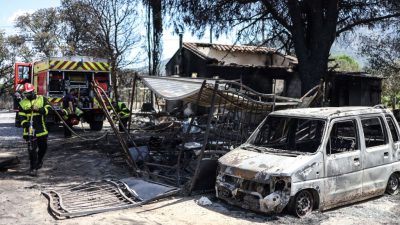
361 117 388 148
386 116 400 143
327 120 359 155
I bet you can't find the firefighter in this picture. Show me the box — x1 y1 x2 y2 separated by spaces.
62 89 83 138
18 83 51 176
112 100 130 131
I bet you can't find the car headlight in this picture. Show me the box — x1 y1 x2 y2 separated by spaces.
272 176 291 192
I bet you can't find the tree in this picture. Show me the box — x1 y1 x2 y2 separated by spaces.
15 8 60 58
61 0 142 100
143 0 163 76
0 32 13 95
361 35 400 75
165 0 400 94
59 0 98 56
7 35 34 63
361 33 400 109
328 54 360 72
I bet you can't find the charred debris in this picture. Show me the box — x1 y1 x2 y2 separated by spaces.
103 75 319 194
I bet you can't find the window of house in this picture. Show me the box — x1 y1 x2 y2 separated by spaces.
385 116 399 142
327 120 359 155
175 65 180 75
361 117 388 148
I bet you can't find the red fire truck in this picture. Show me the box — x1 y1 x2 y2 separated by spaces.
14 56 112 131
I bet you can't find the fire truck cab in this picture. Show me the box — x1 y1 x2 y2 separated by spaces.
14 56 112 131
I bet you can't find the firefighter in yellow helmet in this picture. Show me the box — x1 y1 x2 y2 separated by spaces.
18 83 51 176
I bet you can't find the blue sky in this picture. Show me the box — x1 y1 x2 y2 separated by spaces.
0 0 59 33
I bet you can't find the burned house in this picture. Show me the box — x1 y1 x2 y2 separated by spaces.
166 42 383 107
165 42 301 97
325 72 383 107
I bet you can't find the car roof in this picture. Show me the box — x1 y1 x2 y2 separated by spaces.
270 106 392 119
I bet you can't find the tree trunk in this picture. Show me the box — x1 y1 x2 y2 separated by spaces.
151 0 162 76
392 95 397 110
298 58 328 94
111 61 119 101
287 0 338 95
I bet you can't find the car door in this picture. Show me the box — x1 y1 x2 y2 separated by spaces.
324 117 363 207
361 115 392 197
385 114 400 161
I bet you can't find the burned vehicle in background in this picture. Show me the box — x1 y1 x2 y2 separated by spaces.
216 106 400 217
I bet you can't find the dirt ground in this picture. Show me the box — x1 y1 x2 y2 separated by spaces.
1 111 400 225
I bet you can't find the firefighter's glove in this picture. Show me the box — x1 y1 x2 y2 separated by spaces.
38 108 46 115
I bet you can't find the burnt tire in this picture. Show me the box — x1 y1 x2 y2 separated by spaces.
289 190 314 218
89 121 103 131
386 173 400 195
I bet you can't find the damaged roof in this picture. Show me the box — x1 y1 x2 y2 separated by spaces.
182 42 298 67
183 42 277 56
271 106 391 119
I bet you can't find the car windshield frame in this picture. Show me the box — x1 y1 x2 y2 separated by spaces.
248 115 326 154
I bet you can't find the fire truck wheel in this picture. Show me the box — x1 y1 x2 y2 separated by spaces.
89 121 103 131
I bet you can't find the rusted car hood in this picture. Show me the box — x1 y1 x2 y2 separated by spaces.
218 148 319 181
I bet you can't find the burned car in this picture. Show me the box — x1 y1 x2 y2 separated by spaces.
216 107 400 217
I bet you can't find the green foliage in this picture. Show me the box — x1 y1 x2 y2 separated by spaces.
15 8 60 58
329 54 360 72
361 33 400 109
0 31 14 96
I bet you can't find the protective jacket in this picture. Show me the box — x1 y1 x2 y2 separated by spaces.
18 95 51 138
115 102 130 118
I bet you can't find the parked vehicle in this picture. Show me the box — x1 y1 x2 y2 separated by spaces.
14 56 112 130
216 106 400 217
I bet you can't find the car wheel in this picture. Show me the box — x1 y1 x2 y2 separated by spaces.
386 173 399 195
290 190 314 218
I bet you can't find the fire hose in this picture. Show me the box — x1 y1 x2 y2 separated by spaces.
49 105 109 141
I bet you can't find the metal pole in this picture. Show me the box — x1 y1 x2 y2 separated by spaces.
189 81 219 194
272 78 276 112
128 74 137 133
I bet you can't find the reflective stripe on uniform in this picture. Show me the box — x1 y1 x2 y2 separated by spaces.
40 113 47 136
19 96 49 137
21 119 28 126
44 105 51 115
